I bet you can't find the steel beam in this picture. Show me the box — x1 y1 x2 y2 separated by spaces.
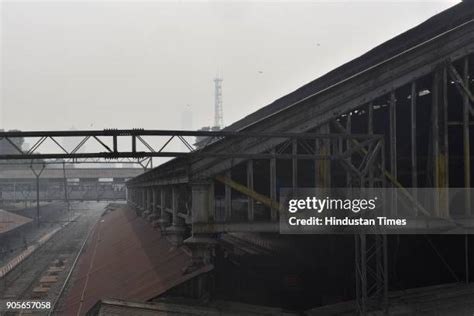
292 138 298 192
225 170 232 221
346 115 353 187
440 66 450 216
410 82 418 216
247 160 255 221
432 70 440 217
315 124 331 188
270 152 278 221
160 188 170 226
463 57 471 215
432 67 450 217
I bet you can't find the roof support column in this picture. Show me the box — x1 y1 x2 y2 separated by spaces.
432 67 449 217
463 56 471 216
270 152 277 221
143 187 153 219
247 160 254 221
346 115 352 187
166 185 186 245
146 186 159 223
389 91 397 216
140 188 146 215
134 189 139 209
410 82 419 215
225 170 232 221
154 186 171 229
315 123 331 189
368 102 375 188
440 66 450 217
127 188 134 208
184 181 215 298
152 187 158 215
292 138 298 192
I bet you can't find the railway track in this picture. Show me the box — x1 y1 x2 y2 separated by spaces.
0 202 107 316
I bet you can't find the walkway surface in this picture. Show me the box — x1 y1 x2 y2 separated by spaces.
60 204 212 315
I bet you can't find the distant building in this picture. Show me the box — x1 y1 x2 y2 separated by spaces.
0 129 24 155
194 125 221 149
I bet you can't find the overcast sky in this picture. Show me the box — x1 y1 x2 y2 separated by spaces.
0 0 461 134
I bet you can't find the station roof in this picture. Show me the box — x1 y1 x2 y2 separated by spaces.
0 209 33 234
60 204 212 315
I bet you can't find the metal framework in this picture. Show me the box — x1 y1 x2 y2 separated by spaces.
0 129 382 160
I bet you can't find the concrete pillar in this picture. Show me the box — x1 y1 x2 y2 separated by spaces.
143 187 152 219
185 181 216 268
147 186 159 222
191 182 212 224
160 187 171 224
144 187 152 216
152 187 157 214
184 182 216 299
142 188 147 216
141 188 146 211
152 186 170 228
166 185 186 245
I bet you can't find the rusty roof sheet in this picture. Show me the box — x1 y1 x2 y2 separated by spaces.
0 209 32 234
61 206 212 315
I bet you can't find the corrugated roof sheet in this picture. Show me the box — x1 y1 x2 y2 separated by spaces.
61 205 212 315
0 209 32 234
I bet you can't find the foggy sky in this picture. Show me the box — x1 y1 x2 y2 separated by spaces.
1 1 461 133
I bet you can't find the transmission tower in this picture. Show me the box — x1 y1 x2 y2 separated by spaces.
214 77 223 129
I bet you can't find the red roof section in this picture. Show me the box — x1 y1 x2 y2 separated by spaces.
61 205 212 315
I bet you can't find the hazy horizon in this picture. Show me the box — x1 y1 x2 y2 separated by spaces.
1 0 461 135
